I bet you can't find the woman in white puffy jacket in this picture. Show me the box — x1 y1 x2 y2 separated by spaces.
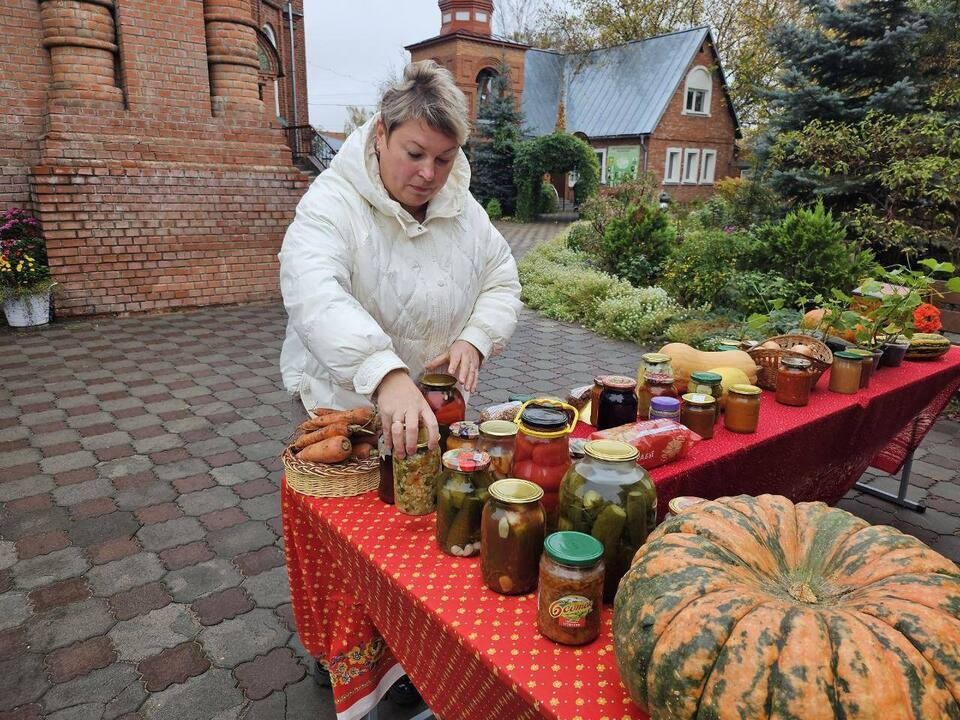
279 60 522 459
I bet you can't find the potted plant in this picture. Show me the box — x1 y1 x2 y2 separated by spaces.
0 208 56 327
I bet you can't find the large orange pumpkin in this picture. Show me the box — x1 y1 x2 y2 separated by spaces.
613 494 960 719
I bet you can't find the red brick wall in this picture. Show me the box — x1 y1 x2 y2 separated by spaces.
255 0 308 127
647 42 738 203
1 0 310 318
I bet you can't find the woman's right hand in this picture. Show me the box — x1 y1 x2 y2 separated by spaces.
375 369 439 459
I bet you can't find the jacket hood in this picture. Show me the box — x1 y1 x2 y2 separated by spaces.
329 113 471 235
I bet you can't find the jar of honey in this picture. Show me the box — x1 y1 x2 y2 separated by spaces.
829 351 863 394
679 393 716 440
775 357 813 407
724 384 762 433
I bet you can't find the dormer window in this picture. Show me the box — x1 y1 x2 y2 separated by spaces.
683 66 711 116
476 11 488 21
455 10 470 21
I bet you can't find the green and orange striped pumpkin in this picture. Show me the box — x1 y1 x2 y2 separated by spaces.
613 494 960 719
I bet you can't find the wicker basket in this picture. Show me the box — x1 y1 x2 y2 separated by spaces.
281 445 379 498
748 334 833 391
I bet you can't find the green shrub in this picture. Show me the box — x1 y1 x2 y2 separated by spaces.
663 317 742 349
660 228 748 308
485 198 503 220
539 182 559 213
722 271 811 315
601 204 675 287
715 177 782 227
691 195 734 230
565 220 603 256
593 287 686 342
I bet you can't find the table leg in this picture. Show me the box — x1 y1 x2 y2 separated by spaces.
857 450 926 512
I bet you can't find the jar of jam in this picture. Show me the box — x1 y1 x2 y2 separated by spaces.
649 396 681 421
589 376 606 427
478 420 517 480
446 421 479 452
829 351 863 394
481 478 546 595
537 531 604 645
724 384 762 433
511 400 577 532
558 440 656 602
418 373 466 450
596 375 638 431
688 371 723 422
437 449 492 557
637 352 673 385
680 393 716 440
377 434 393 504
393 432 441 516
637 373 678 420
848 348 876 389
775 357 813 407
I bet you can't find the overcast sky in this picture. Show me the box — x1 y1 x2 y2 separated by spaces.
303 0 441 133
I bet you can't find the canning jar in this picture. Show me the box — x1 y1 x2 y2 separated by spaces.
724 384 762 433
478 420 517 480
446 421 479 452
589 376 606 427
665 495 707 520
637 373 678 420
377 434 393 505
829 351 863 394
637 352 673 385
511 400 577 531
596 375 638 431
680 393 717 440
537 532 604 645
848 348 876 389
481 478 546 595
688 371 723 422
649 396 681 421
418 373 465 450
558 439 656 602
436 449 492 557
775 357 813 407
393 436 441 516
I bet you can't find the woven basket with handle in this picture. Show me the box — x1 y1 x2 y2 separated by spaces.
747 334 833 391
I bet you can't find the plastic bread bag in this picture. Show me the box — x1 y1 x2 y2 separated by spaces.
589 418 700 469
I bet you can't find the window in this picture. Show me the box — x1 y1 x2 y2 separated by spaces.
683 149 700 184
595 149 607 184
476 68 499 110
261 24 281 120
683 66 711 116
475 11 488 21
664 148 681 183
700 149 716 184
442 12 452 23
455 10 470 21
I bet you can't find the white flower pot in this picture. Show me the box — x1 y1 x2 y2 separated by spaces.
3 292 51 327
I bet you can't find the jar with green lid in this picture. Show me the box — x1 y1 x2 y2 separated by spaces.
688 371 723 422
393 432 441 516
680 393 717 440
436 449 493 556
478 419 518 480
481 478 546 595
847 348 877 389
558 439 656 602
537 531 604 645
830 351 863 394
637 352 673 385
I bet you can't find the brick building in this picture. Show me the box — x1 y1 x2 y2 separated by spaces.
407 1 741 203
0 0 311 317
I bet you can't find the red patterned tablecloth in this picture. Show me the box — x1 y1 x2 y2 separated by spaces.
283 348 960 720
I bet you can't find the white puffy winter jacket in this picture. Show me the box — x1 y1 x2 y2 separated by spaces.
279 115 522 412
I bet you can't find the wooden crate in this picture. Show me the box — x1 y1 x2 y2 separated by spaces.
933 280 960 334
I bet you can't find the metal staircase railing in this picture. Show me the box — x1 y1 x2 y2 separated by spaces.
284 125 338 174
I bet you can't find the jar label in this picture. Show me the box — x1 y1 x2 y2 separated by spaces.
692 384 712 395
549 595 593 628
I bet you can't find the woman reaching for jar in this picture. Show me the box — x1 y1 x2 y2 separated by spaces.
279 60 522 458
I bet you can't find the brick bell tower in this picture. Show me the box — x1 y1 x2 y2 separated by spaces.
439 0 494 36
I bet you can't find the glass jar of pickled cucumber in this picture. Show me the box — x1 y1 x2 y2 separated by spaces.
480 478 546 595
436 449 493 557
557 439 656 602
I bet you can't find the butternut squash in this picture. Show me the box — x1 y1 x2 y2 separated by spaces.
656 343 758 390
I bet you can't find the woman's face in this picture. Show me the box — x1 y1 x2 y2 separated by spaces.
376 119 459 214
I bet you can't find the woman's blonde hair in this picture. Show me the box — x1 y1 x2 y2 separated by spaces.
379 60 470 146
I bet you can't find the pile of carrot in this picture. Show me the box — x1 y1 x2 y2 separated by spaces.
292 407 380 464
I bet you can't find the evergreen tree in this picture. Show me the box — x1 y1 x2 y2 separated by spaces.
468 68 524 215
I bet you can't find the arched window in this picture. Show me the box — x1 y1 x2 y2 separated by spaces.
476 68 499 109
683 66 711 116
262 23 277 48
261 24 281 120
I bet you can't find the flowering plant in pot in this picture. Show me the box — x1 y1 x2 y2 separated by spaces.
0 208 56 327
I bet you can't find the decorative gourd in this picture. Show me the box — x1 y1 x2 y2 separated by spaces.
801 307 868 342
657 343 758 390
907 332 950 359
613 494 960 720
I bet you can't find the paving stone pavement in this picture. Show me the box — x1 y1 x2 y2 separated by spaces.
1 219 958 719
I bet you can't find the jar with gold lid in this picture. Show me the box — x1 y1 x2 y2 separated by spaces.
596 375 638 431
775 357 813 407
478 420 517 480
724 384 762 433
480 478 546 595
418 373 465 450
680 393 717 439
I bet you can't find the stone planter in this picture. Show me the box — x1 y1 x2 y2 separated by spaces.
3 292 51 327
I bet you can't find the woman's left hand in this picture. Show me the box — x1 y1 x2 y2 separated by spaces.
426 340 482 393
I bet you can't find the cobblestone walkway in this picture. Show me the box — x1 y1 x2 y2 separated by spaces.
1 220 957 719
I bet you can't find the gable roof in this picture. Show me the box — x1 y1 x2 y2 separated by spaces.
522 26 737 139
